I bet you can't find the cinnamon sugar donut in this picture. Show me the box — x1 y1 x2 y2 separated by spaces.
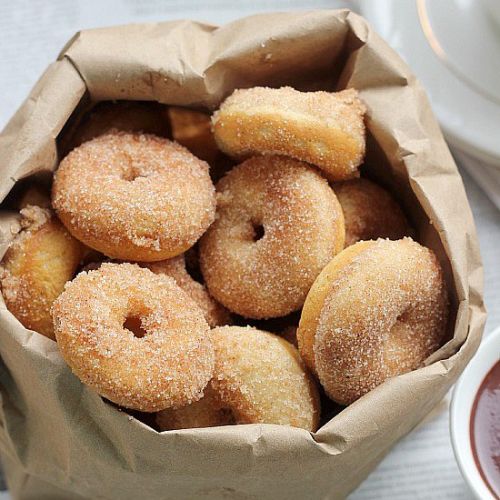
144 255 231 328
52 132 216 261
52 263 214 412
200 155 345 319
66 101 170 150
0 206 84 340
334 178 411 246
212 87 366 181
156 326 320 431
156 385 234 430
298 238 448 405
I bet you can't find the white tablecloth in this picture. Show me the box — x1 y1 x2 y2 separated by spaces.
0 1 498 498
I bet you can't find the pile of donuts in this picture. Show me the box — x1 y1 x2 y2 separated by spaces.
0 86 449 433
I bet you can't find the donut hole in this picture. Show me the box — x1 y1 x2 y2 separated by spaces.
251 222 265 242
123 315 147 338
384 310 416 371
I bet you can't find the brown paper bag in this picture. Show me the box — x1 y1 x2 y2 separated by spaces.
0 10 486 500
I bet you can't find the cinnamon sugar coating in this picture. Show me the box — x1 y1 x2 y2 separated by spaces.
200 155 345 319
212 86 366 181
0 206 84 340
302 238 448 405
52 263 214 412
157 326 320 431
52 131 216 261
334 178 411 246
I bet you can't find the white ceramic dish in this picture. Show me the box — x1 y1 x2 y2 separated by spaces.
450 326 500 500
358 0 500 168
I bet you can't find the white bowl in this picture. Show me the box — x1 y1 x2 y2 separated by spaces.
450 326 500 499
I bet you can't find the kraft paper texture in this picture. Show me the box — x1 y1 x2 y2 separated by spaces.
0 10 486 500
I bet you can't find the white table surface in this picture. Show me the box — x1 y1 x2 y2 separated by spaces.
0 1 499 498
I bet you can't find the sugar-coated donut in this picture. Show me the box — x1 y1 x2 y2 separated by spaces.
334 178 411 246
143 255 231 328
156 385 234 430
212 87 366 181
0 206 84 340
298 238 448 405
52 263 214 412
200 155 345 319
156 326 320 431
65 101 169 150
52 132 216 261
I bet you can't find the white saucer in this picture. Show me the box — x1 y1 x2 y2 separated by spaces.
358 0 500 168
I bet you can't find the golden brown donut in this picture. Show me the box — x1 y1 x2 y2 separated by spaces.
156 385 234 430
52 263 214 412
143 255 231 328
65 101 170 150
168 107 220 164
0 206 84 340
334 178 411 246
298 238 448 405
212 86 366 181
52 132 216 261
156 326 320 431
200 155 345 319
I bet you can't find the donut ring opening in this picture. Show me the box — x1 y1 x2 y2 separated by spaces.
52 263 215 412
200 155 345 319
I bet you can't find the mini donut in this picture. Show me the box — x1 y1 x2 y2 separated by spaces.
143 255 231 328
0 206 84 340
156 385 234 430
200 155 345 319
52 132 216 261
334 178 411 246
212 86 366 181
168 107 220 164
156 326 320 431
65 100 170 150
298 238 448 405
52 263 214 412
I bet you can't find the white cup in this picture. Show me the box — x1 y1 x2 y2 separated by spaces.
450 326 500 499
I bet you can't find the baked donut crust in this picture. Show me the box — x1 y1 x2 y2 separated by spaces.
157 326 320 431
156 385 234 430
301 238 448 405
52 132 216 261
168 107 220 165
0 206 84 340
200 155 345 319
334 178 411 246
52 263 214 412
212 86 366 181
